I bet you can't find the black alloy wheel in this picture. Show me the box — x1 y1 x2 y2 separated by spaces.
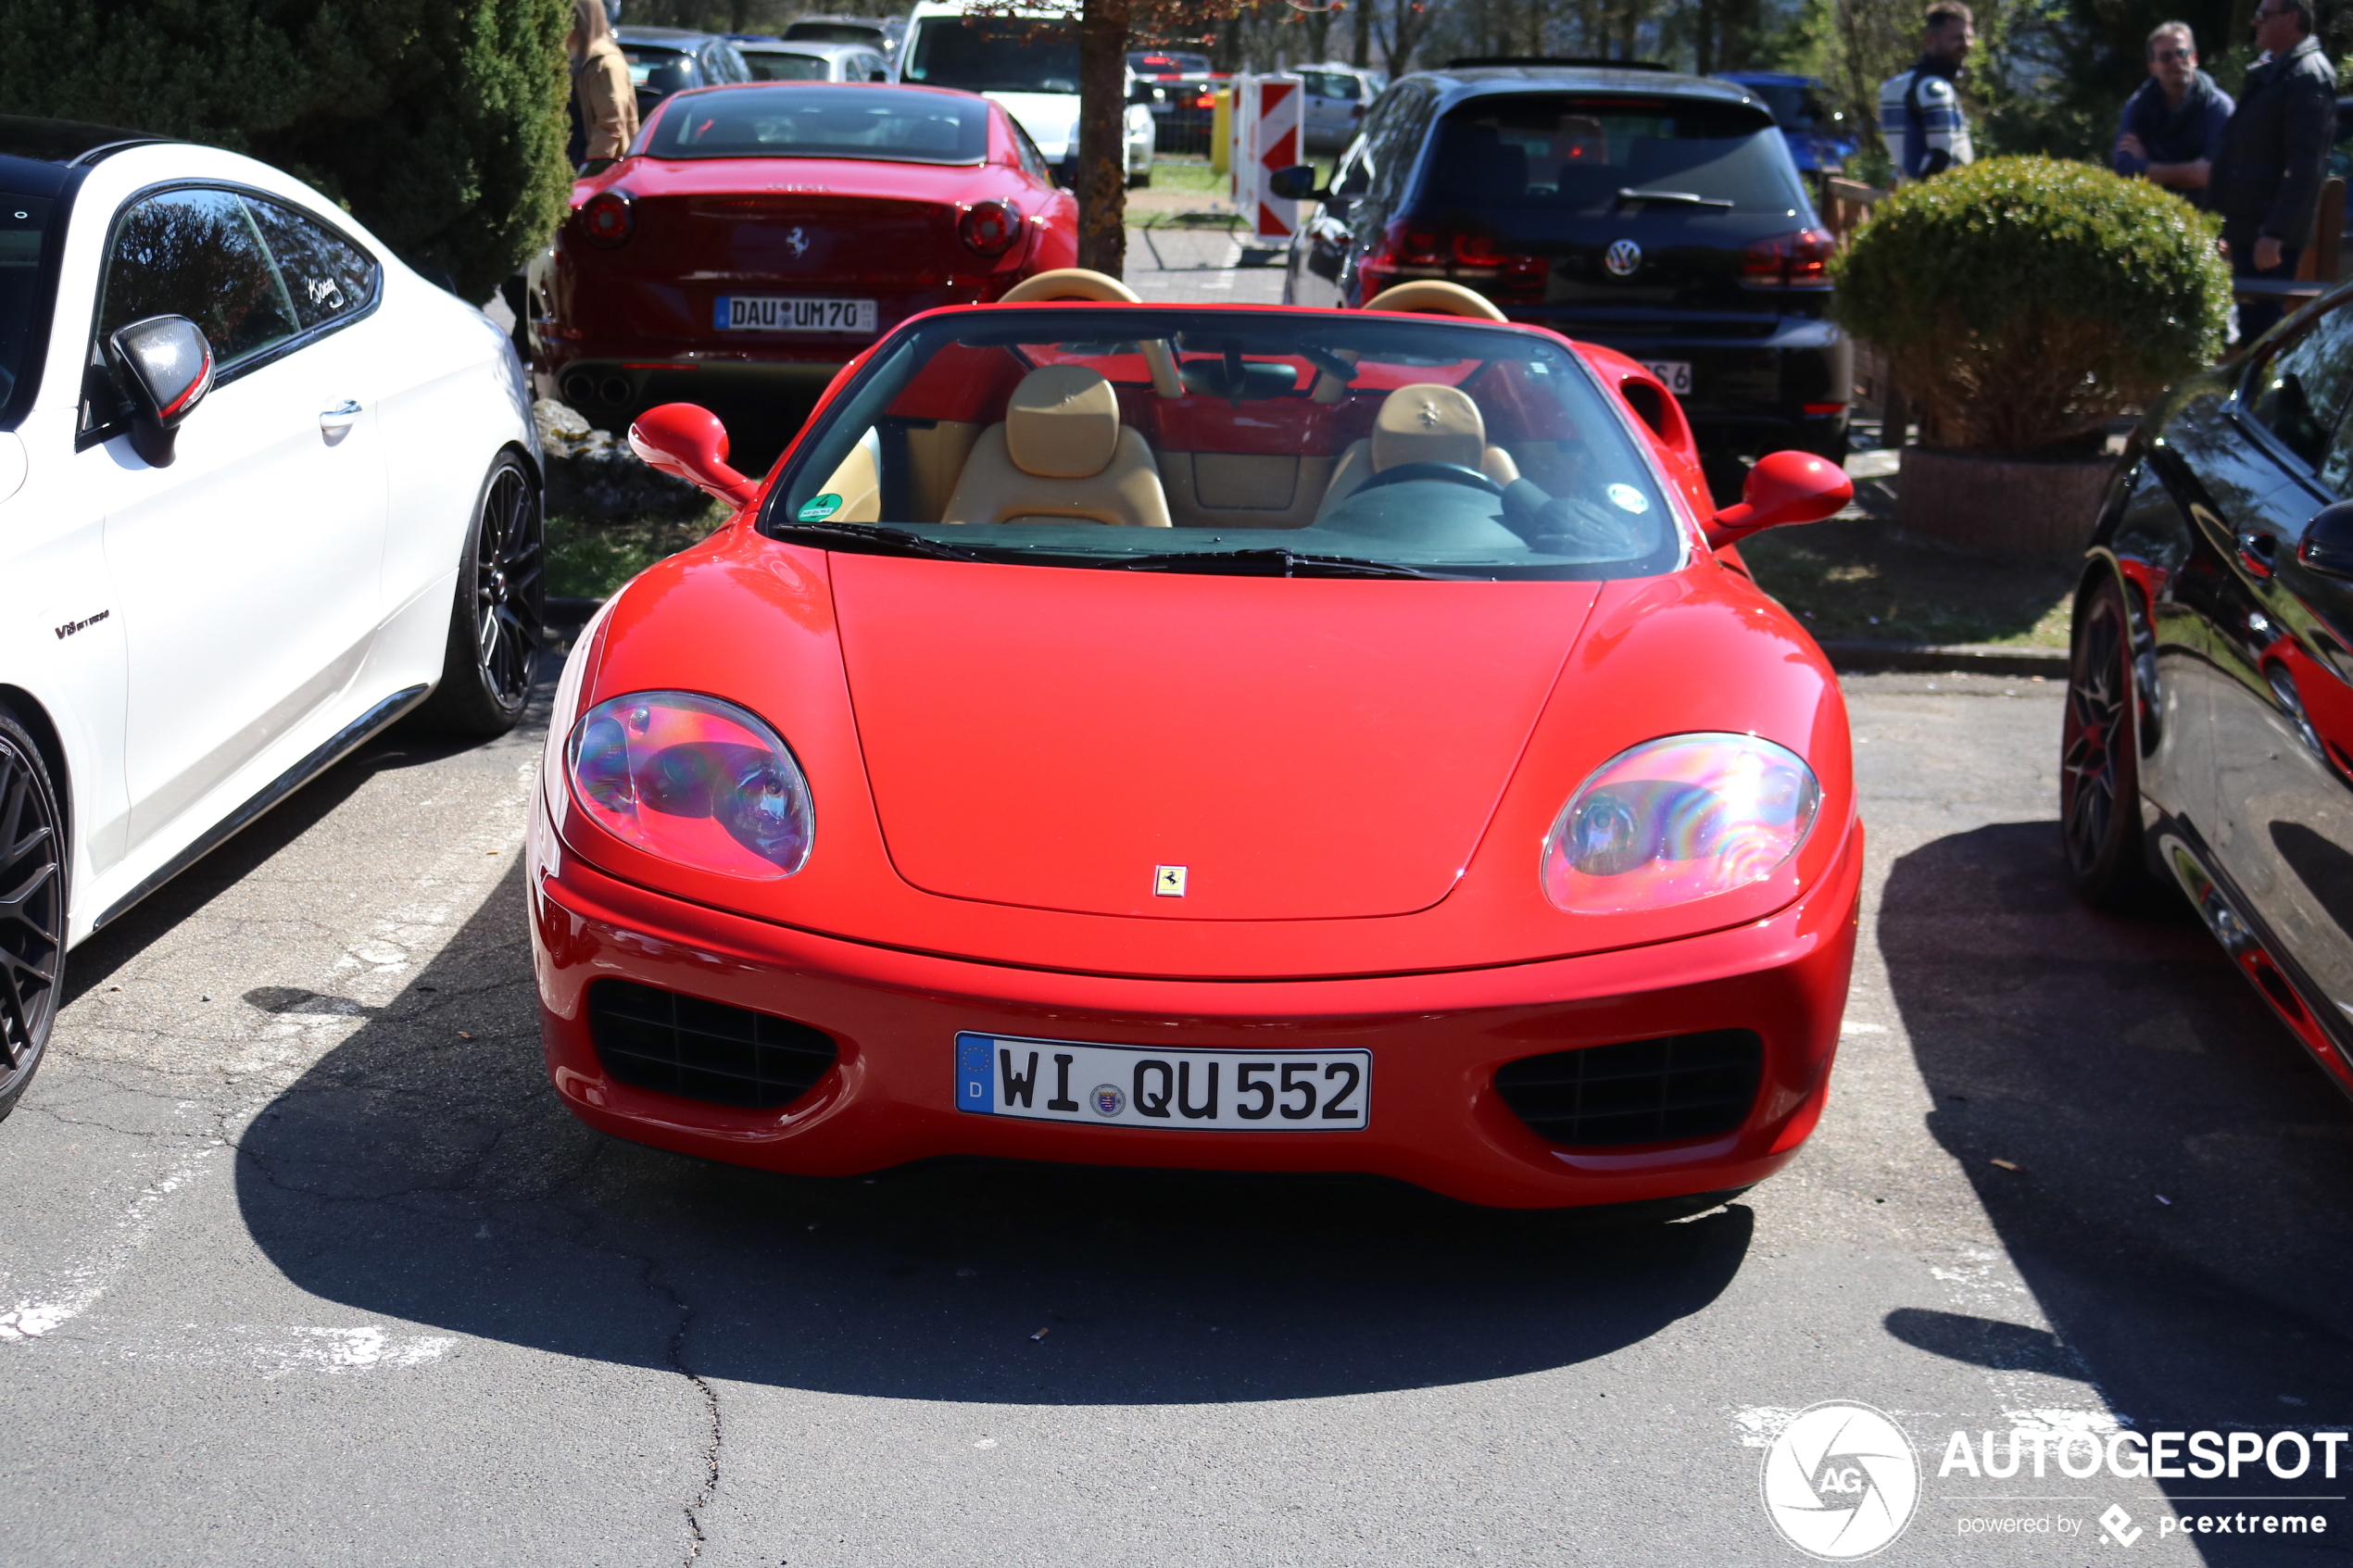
421 454 546 738
2060 576 2156 909
0 712 64 1124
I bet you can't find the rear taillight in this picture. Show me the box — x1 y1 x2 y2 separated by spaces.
959 199 1022 257
1360 218 1547 304
1739 228 1835 288
582 189 634 247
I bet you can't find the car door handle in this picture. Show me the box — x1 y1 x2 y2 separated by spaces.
319 399 362 432
2238 529 2280 578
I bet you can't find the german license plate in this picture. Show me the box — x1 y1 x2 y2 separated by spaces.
954 1032 1370 1131
715 295 876 333
1643 359 1693 395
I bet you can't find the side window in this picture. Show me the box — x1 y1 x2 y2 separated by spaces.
1010 118 1051 182
2249 301 2353 470
1370 85 1435 207
94 188 299 375
242 197 378 332
1336 90 1395 196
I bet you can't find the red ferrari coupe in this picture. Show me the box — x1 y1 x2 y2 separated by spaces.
527 274 1860 1210
528 81 1077 430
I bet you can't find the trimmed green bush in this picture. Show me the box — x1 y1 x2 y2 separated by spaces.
1834 155 2231 454
0 0 572 303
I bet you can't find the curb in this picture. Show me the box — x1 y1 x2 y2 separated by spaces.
1819 640 2068 678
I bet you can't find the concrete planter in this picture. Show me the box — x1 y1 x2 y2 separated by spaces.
1894 446 2116 560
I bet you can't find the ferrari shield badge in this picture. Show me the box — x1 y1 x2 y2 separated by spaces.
1153 865 1187 897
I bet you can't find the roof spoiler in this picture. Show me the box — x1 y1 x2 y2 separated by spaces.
1447 56 1669 70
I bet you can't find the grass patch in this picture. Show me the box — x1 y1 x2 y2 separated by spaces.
1738 514 2078 647
546 505 725 601
1149 154 1225 196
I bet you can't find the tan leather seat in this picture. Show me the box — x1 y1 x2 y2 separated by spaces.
1315 383 1519 521
939 365 1172 528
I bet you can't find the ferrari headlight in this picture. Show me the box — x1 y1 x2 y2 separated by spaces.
1541 734 1818 914
567 692 813 878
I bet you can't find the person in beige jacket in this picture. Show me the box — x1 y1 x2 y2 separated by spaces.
571 0 638 166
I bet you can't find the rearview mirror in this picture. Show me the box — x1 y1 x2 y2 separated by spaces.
1704 450 1852 548
2299 499 2353 577
1268 165 1325 202
105 314 212 468
628 403 760 507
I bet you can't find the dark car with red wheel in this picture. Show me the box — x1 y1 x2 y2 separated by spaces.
2063 284 2353 1103
528 82 1077 438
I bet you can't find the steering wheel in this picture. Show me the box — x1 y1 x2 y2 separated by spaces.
1357 461 1504 496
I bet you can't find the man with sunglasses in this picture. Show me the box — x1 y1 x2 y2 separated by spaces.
2212 0 2336 338
2114 22 2233 205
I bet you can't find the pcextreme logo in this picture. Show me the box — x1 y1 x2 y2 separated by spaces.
1762 1401 1922 1560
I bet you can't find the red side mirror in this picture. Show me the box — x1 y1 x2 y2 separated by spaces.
1704 450 1853 549
627 403 759 508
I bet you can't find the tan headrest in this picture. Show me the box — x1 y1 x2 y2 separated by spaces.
1006 365 1121 479
1372 383 1485 472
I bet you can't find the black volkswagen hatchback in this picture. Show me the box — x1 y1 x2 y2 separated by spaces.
1283 63 1851 476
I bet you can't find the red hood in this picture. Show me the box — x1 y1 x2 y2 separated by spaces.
831 558 1601 921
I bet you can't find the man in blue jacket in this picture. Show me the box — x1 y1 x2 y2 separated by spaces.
2113 21 2233 206
2212 0 2337 338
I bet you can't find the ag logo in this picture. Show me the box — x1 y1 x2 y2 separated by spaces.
1604 238 1642 277
1760 1402 1919 1560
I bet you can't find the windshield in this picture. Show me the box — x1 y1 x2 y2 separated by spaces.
1735 82 1831 132
645 85 989 163
743 48 833 81
766 307 1681 581
904 17 1080 94
0 191 55 422
1430 96 1806 215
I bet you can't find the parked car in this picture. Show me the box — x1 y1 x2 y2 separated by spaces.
616 26 754 120
897 1 1155 188
528 82 1079 434
526 270 1860 1210
736 37 890 82
1714 71 1857 174
1128 48 1223 154
0 118 541 1122
2062 283 2353 1106
1296 62 1377 153
1283 63 1852 477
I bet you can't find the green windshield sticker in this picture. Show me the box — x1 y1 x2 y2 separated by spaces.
798 493 843 521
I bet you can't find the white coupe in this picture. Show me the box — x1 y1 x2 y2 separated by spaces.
0 119 543 1120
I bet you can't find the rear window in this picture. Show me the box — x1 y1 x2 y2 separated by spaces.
743 49 832 82
1427 95 1805 216
765 307 1681 582
622 44 691 86
785 21 884 44
645 86 990 164
904 17 1080 95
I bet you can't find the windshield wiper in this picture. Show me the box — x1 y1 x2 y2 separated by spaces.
1105 547 1441 580
771 521 991 561
1615 187 1735 210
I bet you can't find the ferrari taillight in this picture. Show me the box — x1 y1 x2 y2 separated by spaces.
582 189 635 247
1739 228 1835 288
959 199 1023 258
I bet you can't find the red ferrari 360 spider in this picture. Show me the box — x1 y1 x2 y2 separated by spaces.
527 273 1860 1210
528 81 1076 431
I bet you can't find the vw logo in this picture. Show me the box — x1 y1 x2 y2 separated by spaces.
786 225 811 258
1604 238 1642 277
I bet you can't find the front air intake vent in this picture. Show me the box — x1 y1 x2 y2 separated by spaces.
588 979 837 1109
1492 1029 1763 1148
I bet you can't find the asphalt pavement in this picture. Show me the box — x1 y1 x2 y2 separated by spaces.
4 665 2349 1566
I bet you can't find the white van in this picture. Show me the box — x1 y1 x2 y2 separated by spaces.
896 0 1154 187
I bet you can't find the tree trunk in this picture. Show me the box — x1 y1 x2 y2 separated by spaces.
1353 0 1372 66
1076 0 1131 277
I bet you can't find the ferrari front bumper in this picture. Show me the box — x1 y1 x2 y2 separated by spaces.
529 817 1863 1210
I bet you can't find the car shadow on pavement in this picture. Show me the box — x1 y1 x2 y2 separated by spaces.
232 860 1754 1406
1879 821 2353 1554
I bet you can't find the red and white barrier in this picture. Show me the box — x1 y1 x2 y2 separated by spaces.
1226 73 1303 246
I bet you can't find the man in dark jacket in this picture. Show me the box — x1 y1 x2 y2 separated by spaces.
2114 21 2233 205
2211 0 2337 338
